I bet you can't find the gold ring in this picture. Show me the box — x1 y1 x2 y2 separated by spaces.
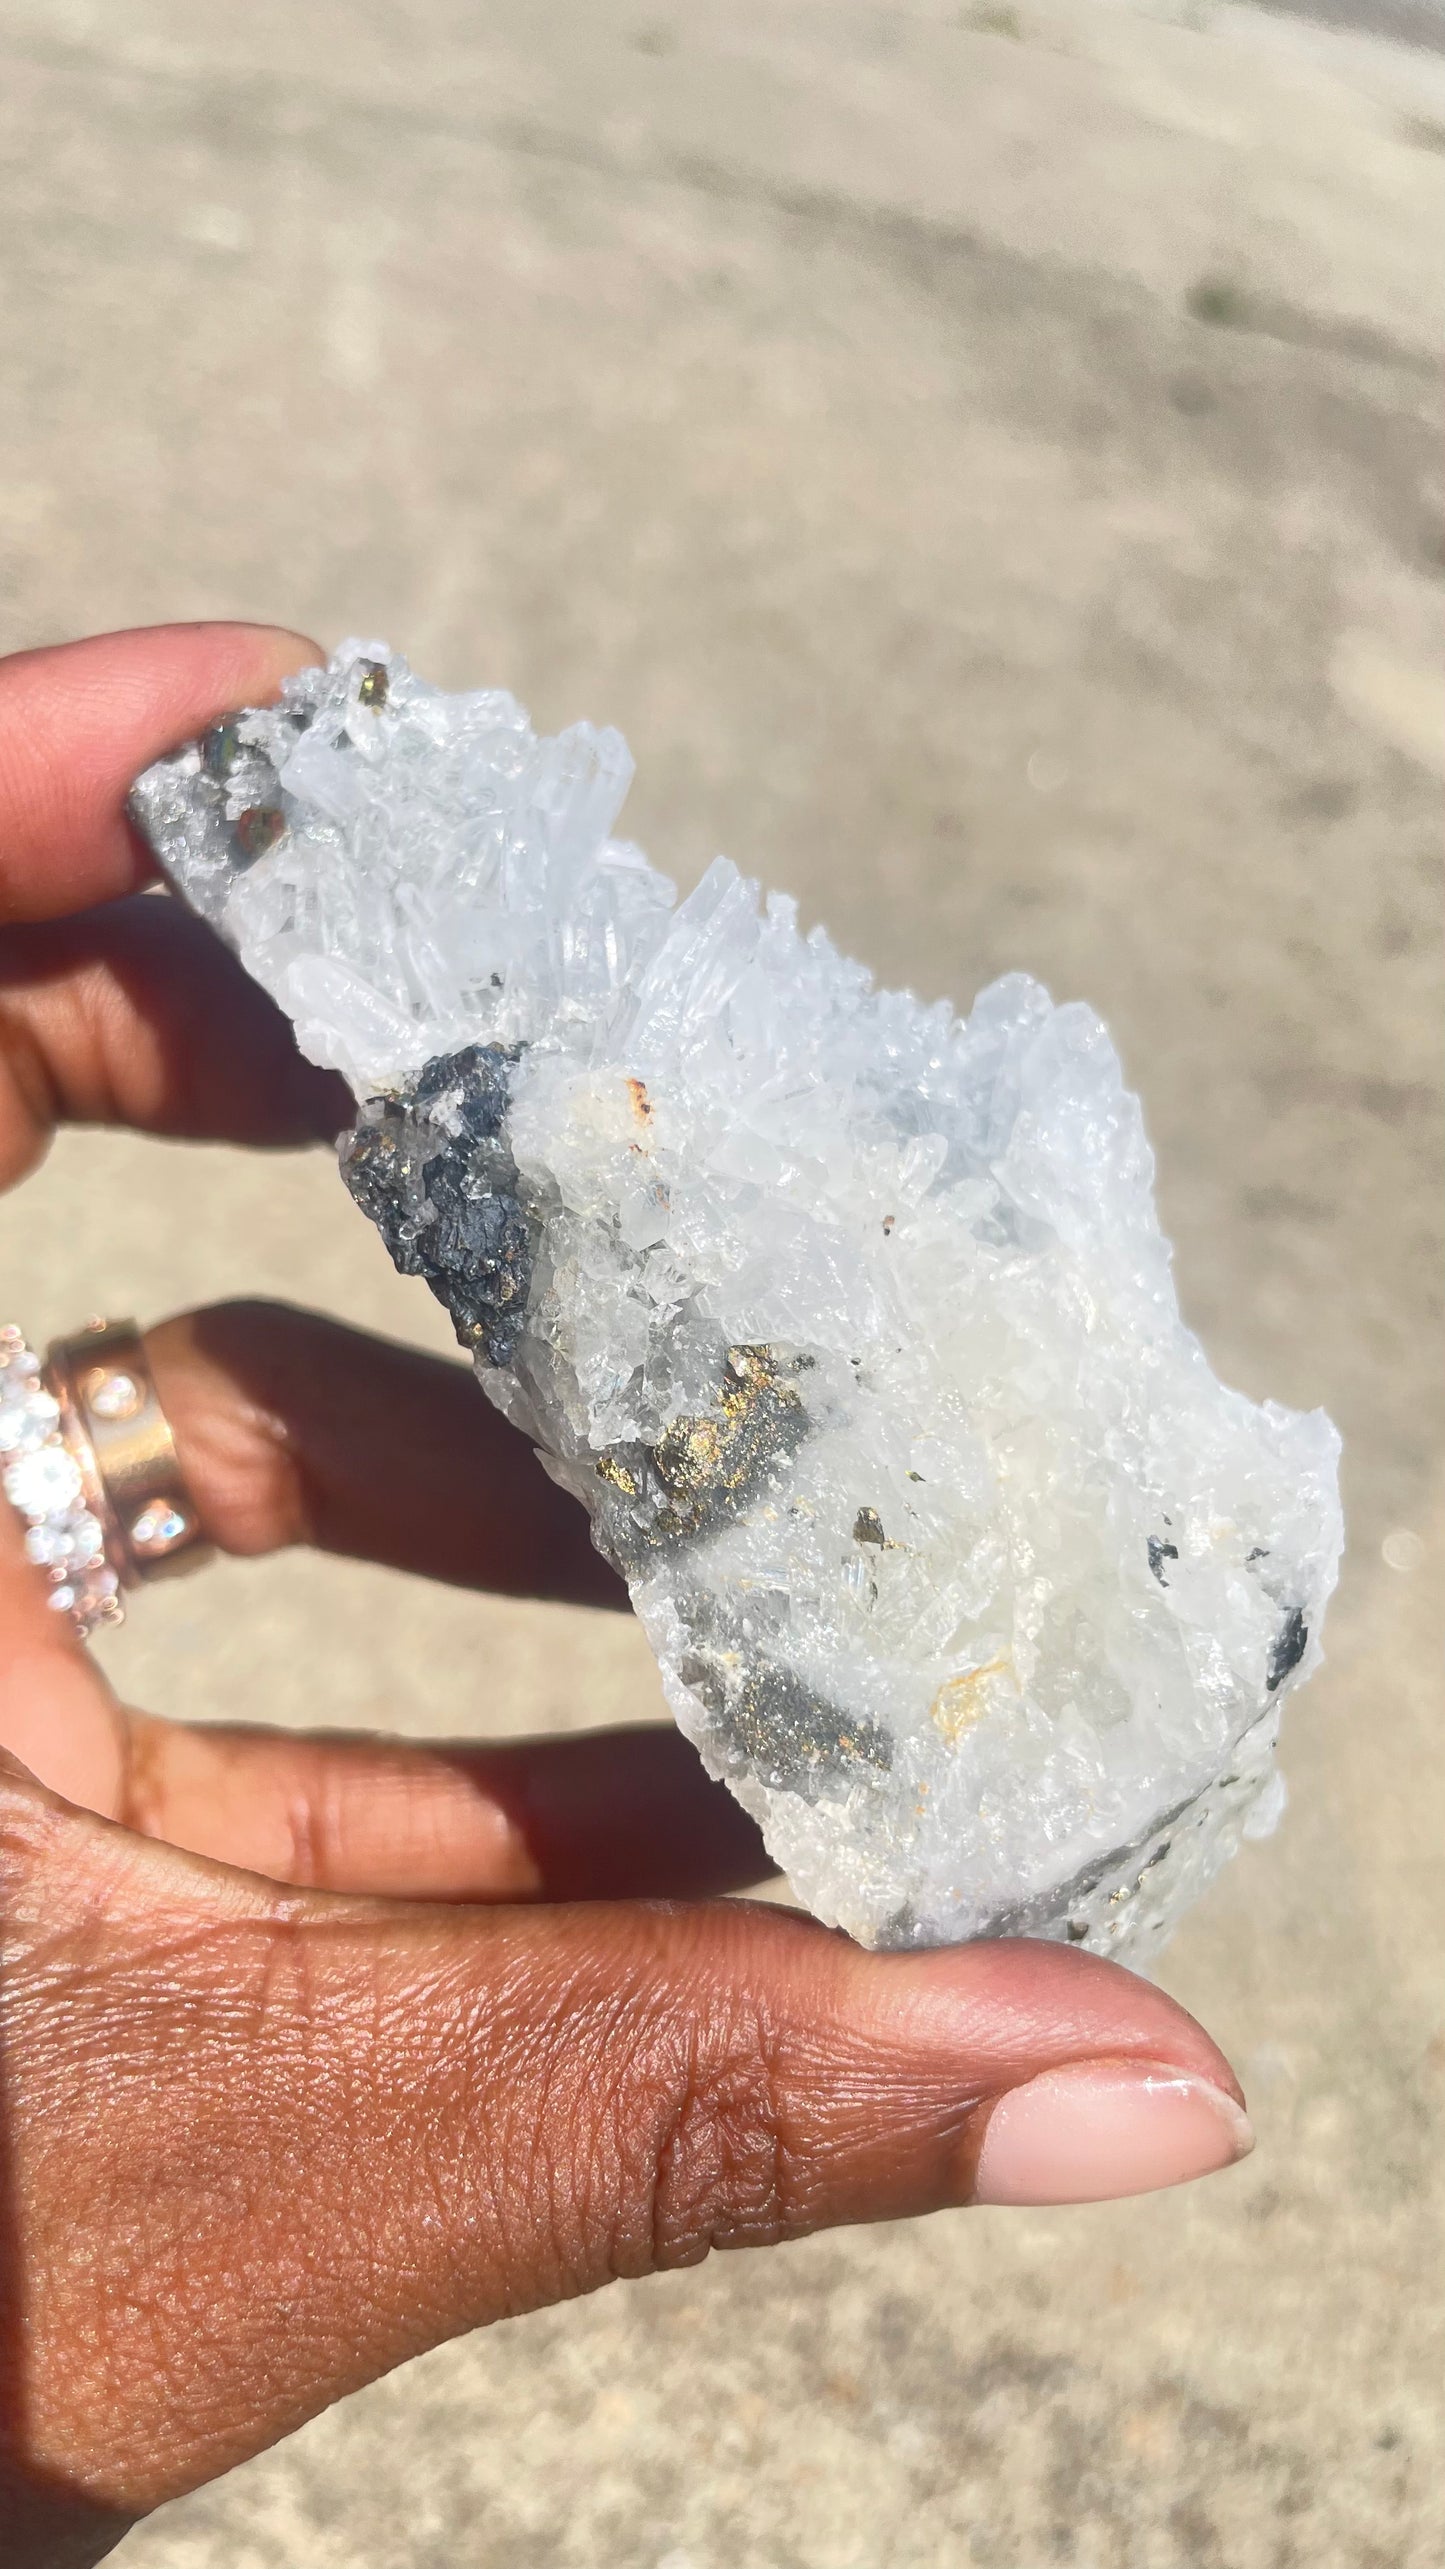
0 1318 213 1642
44 1320 213 1591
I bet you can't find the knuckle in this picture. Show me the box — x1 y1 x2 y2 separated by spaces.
612 1987 799 2274
497 1926 834 2294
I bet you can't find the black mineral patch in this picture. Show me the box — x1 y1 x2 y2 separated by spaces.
339 1109 430 1276
1147 1536 1179 1586
1267 1605 1308 1692
420 1183 532 1364
415 1042 518 1139
339 1046 534 1367
681 1647 892 1802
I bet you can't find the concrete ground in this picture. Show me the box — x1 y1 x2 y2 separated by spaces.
1 0 1442 2560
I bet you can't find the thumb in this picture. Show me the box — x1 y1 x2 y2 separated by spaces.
2 1760 1250 2529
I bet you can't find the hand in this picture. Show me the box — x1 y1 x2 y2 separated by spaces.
0 628 1253 2568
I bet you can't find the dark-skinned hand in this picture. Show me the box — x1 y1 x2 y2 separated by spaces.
0 626 1253 2568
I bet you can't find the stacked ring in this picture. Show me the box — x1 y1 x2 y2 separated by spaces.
0 1318 211 1640
0 1324 123 1634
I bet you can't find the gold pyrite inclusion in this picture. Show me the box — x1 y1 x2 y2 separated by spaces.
131 643 1343 1962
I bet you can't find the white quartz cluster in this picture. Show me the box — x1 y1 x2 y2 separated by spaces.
131 643 1342 1961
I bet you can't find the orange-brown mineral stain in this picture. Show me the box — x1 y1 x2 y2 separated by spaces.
626 1076 653 1127
930 1654 1012 1745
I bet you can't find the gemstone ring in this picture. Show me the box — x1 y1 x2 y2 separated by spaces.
1 1318 212 1640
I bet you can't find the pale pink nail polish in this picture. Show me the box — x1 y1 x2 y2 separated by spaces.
972 2058 1253 2206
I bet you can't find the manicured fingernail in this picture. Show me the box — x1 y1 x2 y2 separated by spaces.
972 2058 1253 2206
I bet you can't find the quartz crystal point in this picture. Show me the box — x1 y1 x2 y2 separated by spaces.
130 643 1342 1963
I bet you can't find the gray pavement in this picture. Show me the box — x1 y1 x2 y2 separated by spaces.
1258 0 1445 55
1 1 1442 2562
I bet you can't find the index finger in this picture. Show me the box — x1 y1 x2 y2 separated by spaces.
0 623 322 925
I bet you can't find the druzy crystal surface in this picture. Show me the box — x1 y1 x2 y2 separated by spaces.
131 643 1342 1962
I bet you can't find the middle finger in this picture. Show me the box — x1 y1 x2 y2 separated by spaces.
147 1297 624 1610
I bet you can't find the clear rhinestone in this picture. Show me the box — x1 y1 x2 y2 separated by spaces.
24 1522 72 1567
0 1390 61 1454
47 1584 77 1613
89 1566 121 1599
131 1499 188 1551
86 1369 144 1422
5 1447 83 1515
69 1512 106 1565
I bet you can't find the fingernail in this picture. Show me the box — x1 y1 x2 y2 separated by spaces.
972 2058 1253 2206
